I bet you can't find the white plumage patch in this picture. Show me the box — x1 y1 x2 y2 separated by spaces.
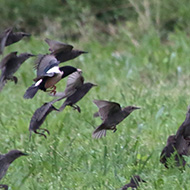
35 79 43 86
46 66 62 74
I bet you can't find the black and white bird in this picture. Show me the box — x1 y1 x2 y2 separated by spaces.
23 54 81 99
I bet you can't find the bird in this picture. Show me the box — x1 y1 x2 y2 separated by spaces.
29 100 59 138
160 135 188 168
0 150 28 190
121 175 146 190
50 71 96 113
0 51 34 91
0 28 30 54
23 54 81 99
45 38 87 63
92 100 140 139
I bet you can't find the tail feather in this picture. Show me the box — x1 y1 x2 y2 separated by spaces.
24 84 39 99
0 76 6 92
92 124 107 139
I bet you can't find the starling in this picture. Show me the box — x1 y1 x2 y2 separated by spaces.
92 100 140 139
0 28 30 54
0 51 34 91
51 71 96 113
0 150 27 190
45 38 87 63
29 100 59 138
23 54 81 99
121 175 146 190
160 135 188 168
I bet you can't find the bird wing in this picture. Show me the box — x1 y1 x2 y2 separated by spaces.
34 54 58 77
0 28 12 54
0 51 17 69
45 38 73 54
93 100 121 121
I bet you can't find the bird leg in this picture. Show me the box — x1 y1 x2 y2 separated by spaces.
0 184 8 190
112 126 117 133
34 130 47 139
71 104 81 113
50 85 57 95
7 76 18 84
39 128 50 135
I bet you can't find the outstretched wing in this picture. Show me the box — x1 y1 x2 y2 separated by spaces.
93 100 121 121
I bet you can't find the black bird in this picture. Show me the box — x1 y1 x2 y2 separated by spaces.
0 51 34 91
0 28 30 54
160 135 188 168
45 38 87 63
92 100 140 139
51 71 96 113
121 175 146 190
0 150 27 190
23 54 81 99
29 100 59 138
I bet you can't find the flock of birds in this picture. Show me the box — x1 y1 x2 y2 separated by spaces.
0 27 189 189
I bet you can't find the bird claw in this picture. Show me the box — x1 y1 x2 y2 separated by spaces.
72 105 81 113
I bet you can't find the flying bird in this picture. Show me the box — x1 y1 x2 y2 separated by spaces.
29 100 59 138
50 71 96 113
0 28 30 54
92 100 140 139
0 150 28 190
45 38 87 63
23 54 81 99
121 175 146 190
0 51 34 91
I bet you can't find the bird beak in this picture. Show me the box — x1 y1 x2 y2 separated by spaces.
30 54 36 57
82 51 88 54
21 152 29 156
77 68 82 72
134 107 140 110
24 33 31 37
92 84 97 87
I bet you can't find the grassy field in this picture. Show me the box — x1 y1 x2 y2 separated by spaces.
1 30 190 190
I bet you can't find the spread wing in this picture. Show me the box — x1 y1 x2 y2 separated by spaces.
93 100 121 121
0 28 12 54
34 54 59 78
45 38 73 54
0 51 17 69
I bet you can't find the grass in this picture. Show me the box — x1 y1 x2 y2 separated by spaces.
1 30 190 189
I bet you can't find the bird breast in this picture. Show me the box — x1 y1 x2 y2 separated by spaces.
44 73 62 89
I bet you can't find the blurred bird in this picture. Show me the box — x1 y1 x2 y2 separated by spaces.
160 135 188 168
121 175 146 190
0 51 34 91
0 28 30 54
23 54 81 99
92 100 140 139
29 100 59 138
51 71 96 112
0 150 28 190
45 38 87 63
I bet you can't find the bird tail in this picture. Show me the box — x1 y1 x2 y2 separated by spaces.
92 124 107 139
23 84 39 99
0 75 6 92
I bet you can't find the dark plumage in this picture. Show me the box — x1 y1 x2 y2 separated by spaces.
29 100 59 138
92 100 140 139
0 52 34 91
160 135 188 168
0 28 30 54
121 175 146 190
45 38 87 63
23 54 81 99
50 71 96 113
0 150 27 190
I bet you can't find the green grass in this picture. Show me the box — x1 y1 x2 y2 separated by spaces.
1 30 190 190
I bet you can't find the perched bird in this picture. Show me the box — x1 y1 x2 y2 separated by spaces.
0 150 28 190
0 28 30 54
29 100 59 138
92 100 140 139
0 51 34 91
50 71 96 113
121 175 146 190
23 54 81 99
160 135 188 168
45 38 87 63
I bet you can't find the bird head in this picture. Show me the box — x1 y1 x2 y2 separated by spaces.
6 150 28 164
124 106 140 114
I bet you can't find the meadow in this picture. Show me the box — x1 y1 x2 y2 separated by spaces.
1 28 190 189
